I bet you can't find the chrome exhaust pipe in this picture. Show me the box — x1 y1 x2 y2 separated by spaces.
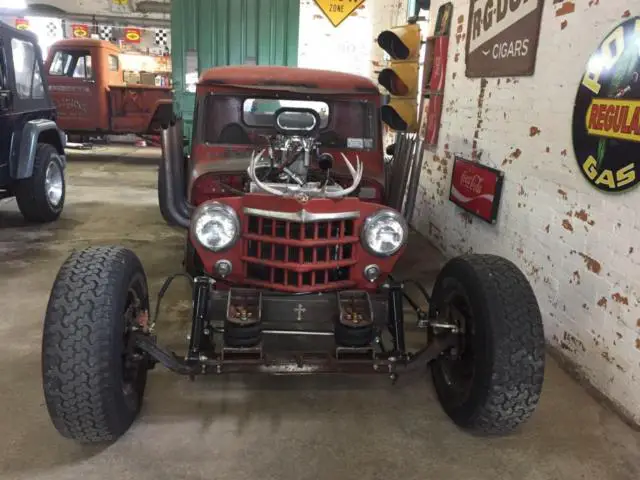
159 119 192 228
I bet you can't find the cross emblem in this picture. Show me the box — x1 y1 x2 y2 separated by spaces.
293 304 306 321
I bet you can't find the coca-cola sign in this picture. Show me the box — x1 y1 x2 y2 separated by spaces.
449 156 504 223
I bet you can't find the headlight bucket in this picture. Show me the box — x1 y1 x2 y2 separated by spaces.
191 201 240 252
361 209 408 257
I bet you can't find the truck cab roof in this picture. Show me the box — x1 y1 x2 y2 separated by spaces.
48 38 119 52
198 65 380 95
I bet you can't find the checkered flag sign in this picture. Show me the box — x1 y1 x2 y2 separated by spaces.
45 21 61 38
154 28 168 47
98 25 114 42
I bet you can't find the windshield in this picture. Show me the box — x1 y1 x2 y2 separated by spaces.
199 95 377 150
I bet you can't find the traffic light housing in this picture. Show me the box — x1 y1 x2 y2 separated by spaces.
377 23 422 132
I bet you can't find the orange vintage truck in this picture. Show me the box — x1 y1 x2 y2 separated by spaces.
44 38 173 136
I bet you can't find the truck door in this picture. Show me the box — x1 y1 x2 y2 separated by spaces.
46 48 103 132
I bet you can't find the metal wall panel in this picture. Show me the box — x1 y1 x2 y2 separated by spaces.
171 0 300 142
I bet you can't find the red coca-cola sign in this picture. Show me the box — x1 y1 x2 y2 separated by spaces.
449 156 504 224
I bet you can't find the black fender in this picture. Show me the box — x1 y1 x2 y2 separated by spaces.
11 119 67 180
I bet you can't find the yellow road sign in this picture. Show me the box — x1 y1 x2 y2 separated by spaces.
314 0 365 28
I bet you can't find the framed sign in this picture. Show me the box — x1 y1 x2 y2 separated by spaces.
449 156 504 224
465 0 544 77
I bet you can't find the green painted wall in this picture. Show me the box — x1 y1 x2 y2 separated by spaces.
171 0 301 143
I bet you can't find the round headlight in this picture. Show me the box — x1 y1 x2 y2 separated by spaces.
361 209 408 257
191 202 240 252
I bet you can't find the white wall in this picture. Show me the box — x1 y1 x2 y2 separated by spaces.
298 0 407 83
412 0 640 425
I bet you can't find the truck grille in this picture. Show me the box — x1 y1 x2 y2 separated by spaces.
242 212 359 292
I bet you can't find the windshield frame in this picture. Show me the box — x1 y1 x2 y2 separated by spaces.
193 92 380 152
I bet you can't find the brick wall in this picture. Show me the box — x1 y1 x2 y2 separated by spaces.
412 0 640 425
298 0 407 83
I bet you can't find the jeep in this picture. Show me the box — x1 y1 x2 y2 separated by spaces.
0 21 66 223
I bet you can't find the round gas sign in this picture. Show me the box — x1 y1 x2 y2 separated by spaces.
572 16 640 192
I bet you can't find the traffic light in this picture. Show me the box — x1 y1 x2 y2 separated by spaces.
377 22 422 132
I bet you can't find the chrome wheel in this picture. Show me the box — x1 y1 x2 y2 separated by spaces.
45 159 63 207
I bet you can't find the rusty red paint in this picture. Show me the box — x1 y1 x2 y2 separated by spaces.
612 293 629 305
597 297 607 307
502 148 522 166
199 65 378 92
529 126 541 136
579 253 602 274
556 1 575 16
562 219 574 232
574 209 595 226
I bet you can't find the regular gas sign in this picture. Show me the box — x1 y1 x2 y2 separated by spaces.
465 0 544 77
572 16 640 193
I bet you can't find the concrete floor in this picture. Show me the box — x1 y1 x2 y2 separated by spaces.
0 150 639 480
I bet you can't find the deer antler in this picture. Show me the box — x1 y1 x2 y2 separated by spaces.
248 149 287 196
324 153 363 198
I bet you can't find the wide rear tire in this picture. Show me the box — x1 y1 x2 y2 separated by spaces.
429 254 545 435
42 246 151 444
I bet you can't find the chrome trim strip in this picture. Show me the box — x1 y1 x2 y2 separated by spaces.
243 208 360 223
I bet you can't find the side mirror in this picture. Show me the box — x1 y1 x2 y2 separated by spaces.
385 143 396 156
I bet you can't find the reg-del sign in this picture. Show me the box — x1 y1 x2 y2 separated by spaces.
465 0 544 77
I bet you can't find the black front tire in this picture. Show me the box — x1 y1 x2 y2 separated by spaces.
429 254 545 435
42 246 151 444
15 143 66 223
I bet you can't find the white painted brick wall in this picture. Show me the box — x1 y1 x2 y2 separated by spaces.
413 0 640 424
297 0 407 84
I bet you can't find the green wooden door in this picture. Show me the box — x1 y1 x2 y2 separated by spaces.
171 0 300 144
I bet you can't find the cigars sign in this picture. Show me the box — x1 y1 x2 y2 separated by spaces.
572 16 640 193
465 0 544 77
449 156 504 224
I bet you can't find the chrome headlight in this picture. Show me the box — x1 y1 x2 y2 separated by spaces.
361 209 408 257
191 202 240 252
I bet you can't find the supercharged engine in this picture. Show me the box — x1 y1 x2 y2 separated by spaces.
248 107 363 198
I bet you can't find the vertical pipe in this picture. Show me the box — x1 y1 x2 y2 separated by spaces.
388 282 406 354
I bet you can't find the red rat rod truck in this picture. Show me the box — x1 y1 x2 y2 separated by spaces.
41 65 545 444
